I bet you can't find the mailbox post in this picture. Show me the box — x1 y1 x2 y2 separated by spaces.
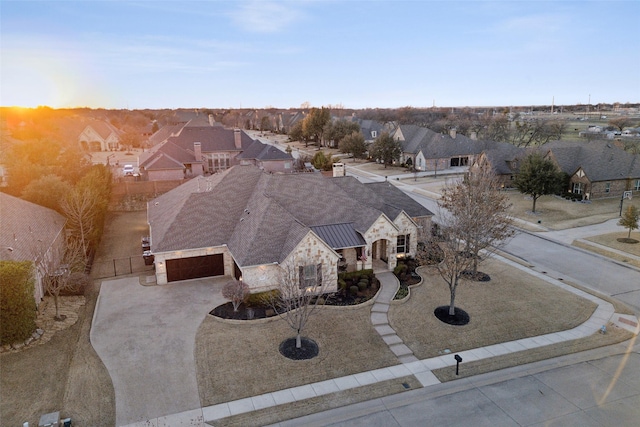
454 354 462 375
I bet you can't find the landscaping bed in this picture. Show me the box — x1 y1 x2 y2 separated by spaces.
211 270 380 320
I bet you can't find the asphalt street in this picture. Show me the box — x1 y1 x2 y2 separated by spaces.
275 341 640 427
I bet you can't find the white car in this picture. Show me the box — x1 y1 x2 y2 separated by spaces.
123 165 134 176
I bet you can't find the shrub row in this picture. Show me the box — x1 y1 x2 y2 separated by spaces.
0 261 37 345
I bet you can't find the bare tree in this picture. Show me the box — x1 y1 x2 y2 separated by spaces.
439 168 514 276
61 187 98 262
421 222 475 316
35 237 89 320
267 260 333 349
222 279 249 312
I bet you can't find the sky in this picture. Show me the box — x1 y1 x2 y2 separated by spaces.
1 0 639 110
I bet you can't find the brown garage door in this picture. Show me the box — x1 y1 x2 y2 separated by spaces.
166 254 224 282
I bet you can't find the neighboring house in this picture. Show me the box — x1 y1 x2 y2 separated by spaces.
139 120 291 180
357 119 386 143
0 192 66 307
147 165 433 289
543 140 640 200
469 143 526 187
392 124 496 171
235 140 294 173
473 140 640 200
78 120 122 151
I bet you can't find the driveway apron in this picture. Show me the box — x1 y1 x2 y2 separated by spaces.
90 276 226 426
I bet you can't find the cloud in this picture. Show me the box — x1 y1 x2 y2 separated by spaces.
229 1 304 33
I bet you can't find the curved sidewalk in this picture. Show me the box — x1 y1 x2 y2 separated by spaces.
143 254 636 427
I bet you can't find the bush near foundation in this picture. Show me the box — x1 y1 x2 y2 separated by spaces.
0 261 37 345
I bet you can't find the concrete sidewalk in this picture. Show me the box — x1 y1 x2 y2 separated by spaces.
126 254 638 426
276 339 640 426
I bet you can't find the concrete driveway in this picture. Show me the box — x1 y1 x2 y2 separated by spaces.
90 276 227 426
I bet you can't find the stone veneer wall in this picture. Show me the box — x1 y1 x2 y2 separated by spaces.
394 213 419 257
364 215 400 270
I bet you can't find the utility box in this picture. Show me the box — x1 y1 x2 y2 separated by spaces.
332 162 345 177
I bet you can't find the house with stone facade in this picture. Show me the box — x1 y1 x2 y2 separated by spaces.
147 165 433 290
392 124 497 171
78 120 122 151
139 120 292 181
471 140 640 200
543 140 640 200
0 193 67 307
469 144 526 188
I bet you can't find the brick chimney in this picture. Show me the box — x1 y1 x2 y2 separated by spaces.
234 129 242 149
194 141 202 161
449 128 457 139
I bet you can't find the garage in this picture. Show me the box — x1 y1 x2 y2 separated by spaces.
166 254 224 282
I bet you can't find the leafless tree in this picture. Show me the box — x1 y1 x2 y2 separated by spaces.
267 259 333 348
421 222 475 316
222 279 250 312
439 167 514 276
61 187 98 262
35 237 89 320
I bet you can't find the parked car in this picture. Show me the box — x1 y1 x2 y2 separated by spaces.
123 164 134 176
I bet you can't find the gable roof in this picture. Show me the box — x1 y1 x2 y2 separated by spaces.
148 166 433 267
0 192 66 262
394 124 497 158
543 140 640 182
140 141 194 170
235 140 293 162
80 120 122 140
140 126 257 170
478 143 526 175
167 126 254 153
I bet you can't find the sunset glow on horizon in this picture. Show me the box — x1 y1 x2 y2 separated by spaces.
2 1 638 109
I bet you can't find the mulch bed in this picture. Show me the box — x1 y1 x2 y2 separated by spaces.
210 302 276 320
279 337 319 360
617 238 639 244
210 284 379 320
434 306 470 326
460 270 491 282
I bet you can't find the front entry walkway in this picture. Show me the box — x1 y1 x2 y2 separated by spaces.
370 271 418 363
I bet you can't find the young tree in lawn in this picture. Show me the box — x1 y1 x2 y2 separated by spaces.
439 168 514 276
424 220 475 317
513 152 564 213
338 131 367 161
222 279 250 312
618 205 639 240
268 260 331 349
370 132 402 168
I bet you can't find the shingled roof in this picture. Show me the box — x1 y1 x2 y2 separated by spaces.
235 140 293 162
394 124 498 158
543 140 640 182
148 166 433 267
0 193 66 262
